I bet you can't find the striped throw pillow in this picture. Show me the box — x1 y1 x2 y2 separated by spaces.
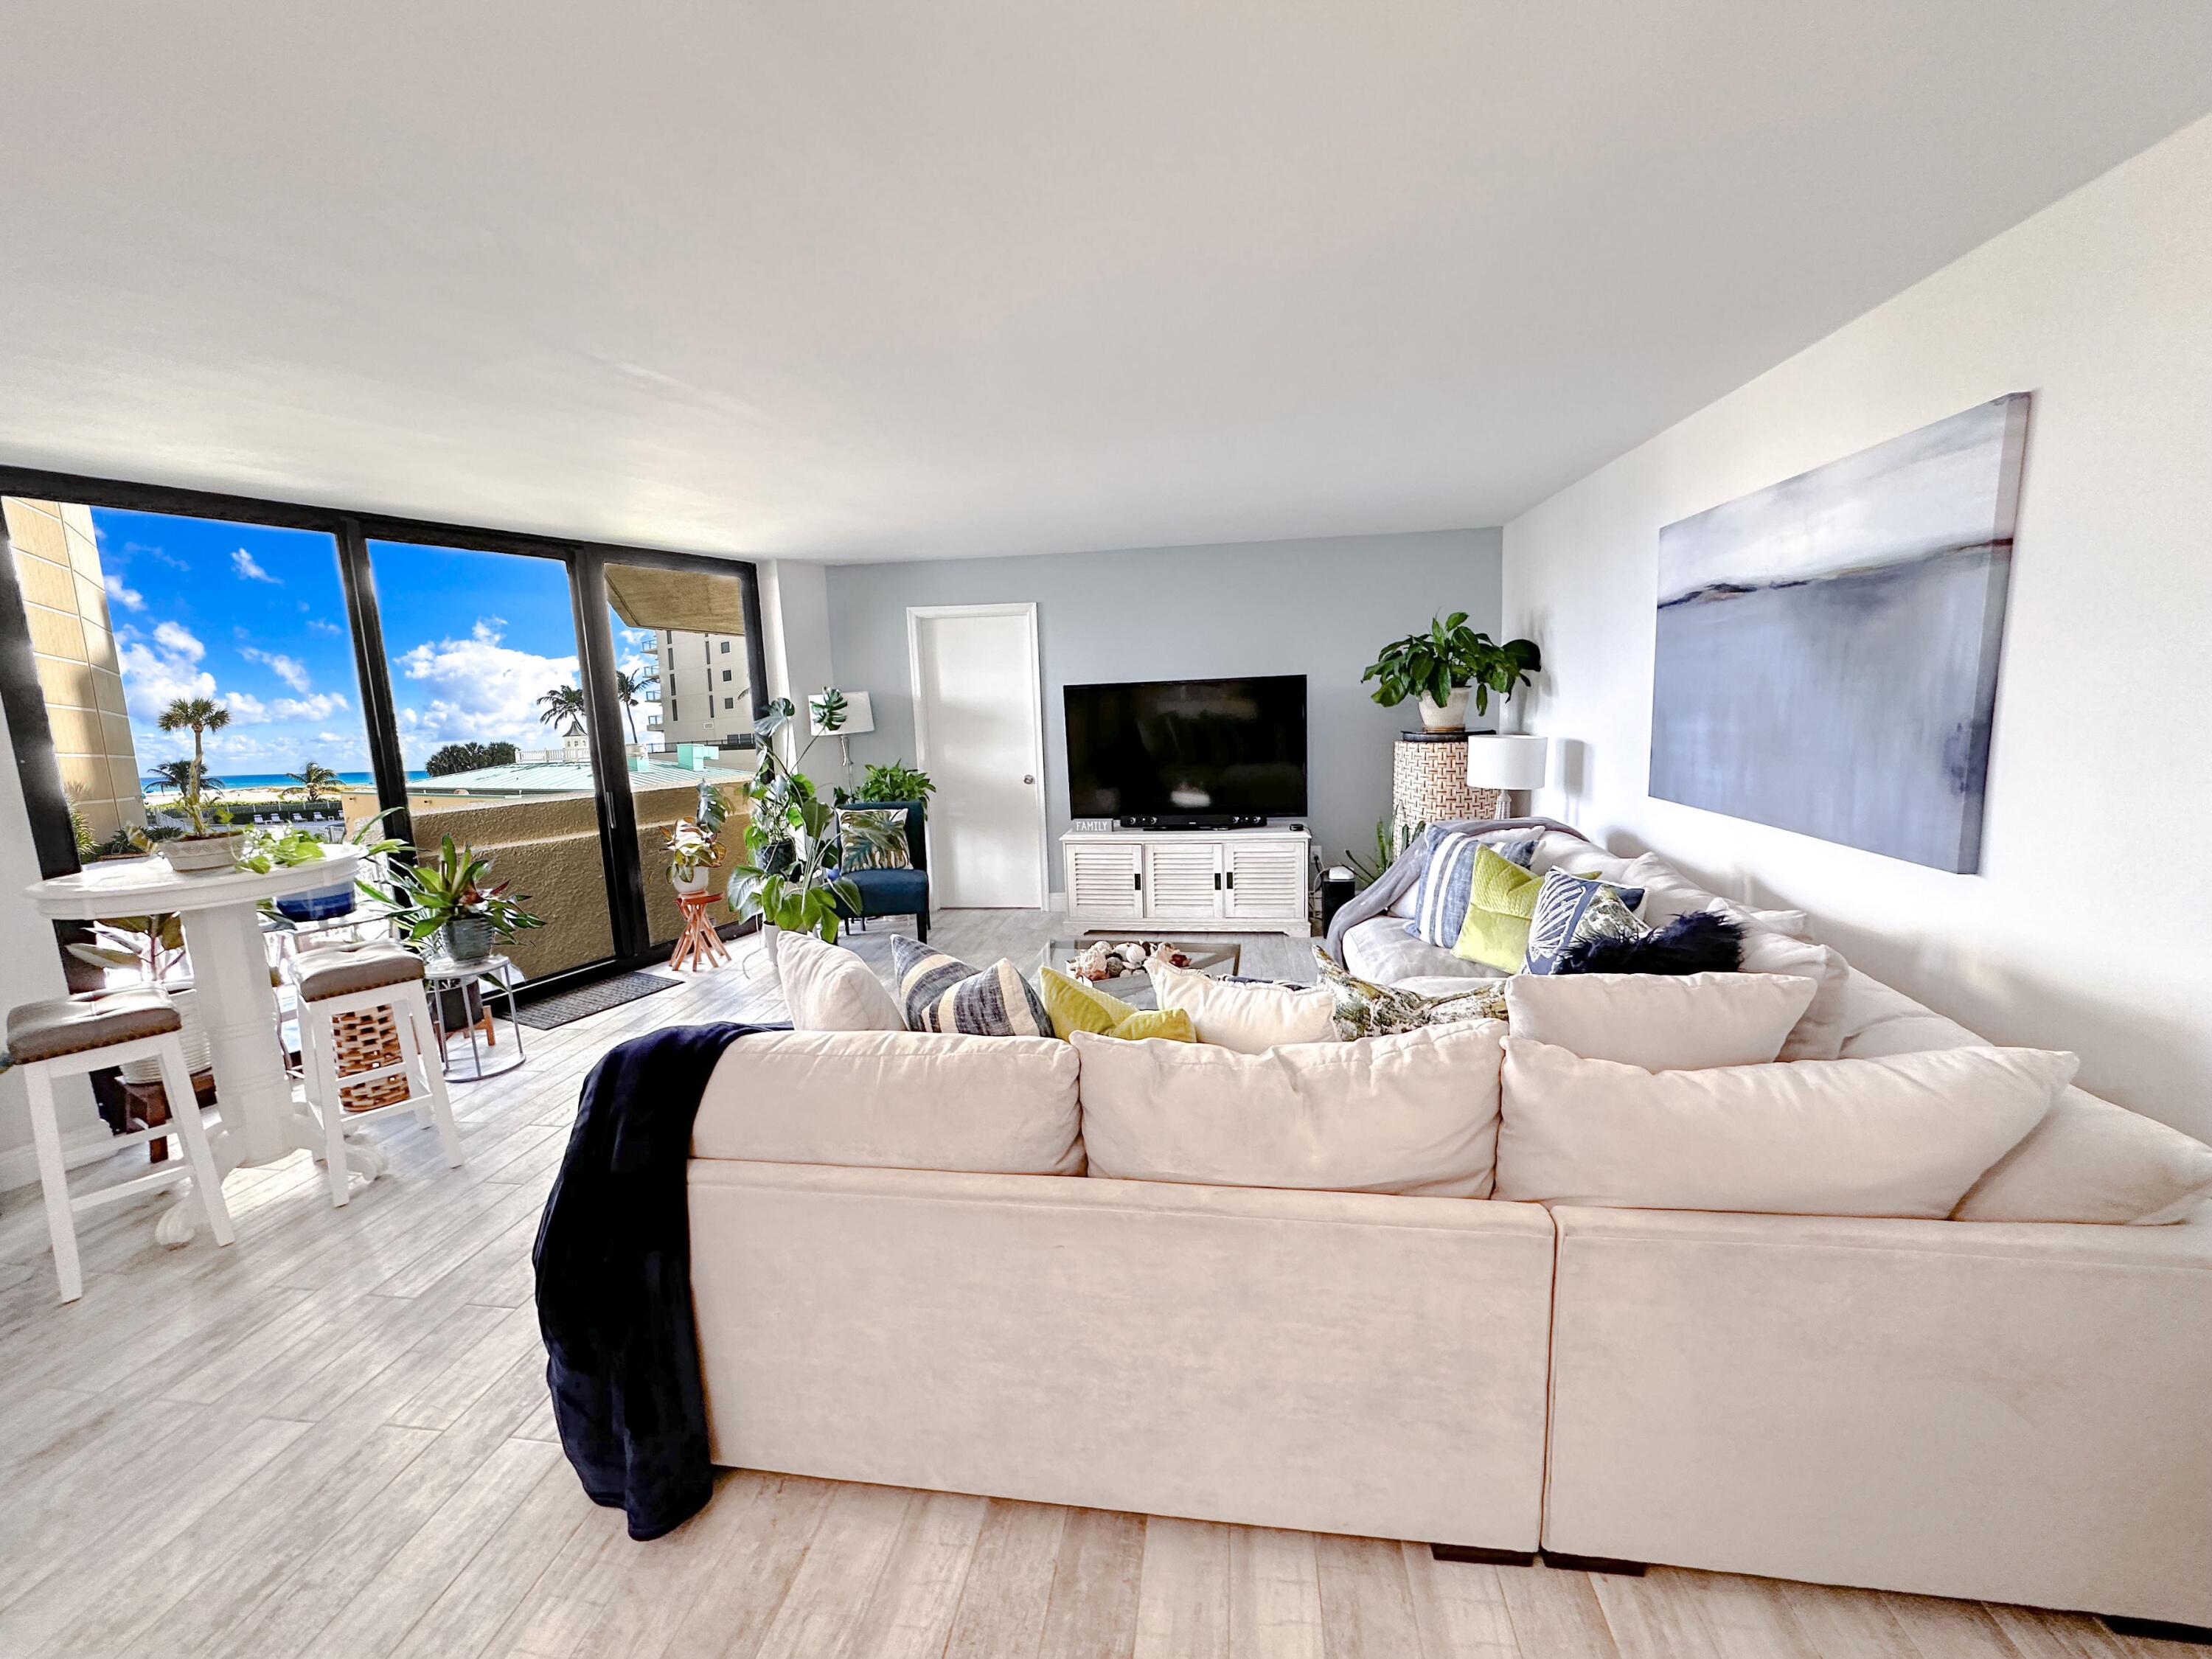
888 936 1052 1037
1406 831 1534 948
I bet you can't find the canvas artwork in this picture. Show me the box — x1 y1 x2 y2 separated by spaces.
1649 394 2030 874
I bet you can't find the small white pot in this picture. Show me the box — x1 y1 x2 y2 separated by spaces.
161 831 245 873
672 867 715 898
1417 686 1470 731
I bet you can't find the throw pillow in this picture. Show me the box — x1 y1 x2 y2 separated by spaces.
1521 868 1649 975
1495 1036 2073 1217
1073 1022 1506 1197
1449 844 1544 972
835 807 911 871
1952 1086 2212 1225
1555 910 1742 975
1503 970 1817 1070
1037 967 1196 1043
1733 926 1853 1062
692 1029 1083 1175
1313 947 1507 1038
776 931 905 1032
1405 830 1485 946
1146 958 1338 1051
888 936 1051 1037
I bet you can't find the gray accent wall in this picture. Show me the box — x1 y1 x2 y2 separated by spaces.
824 528 1503 891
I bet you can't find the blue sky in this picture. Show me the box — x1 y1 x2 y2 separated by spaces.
93 512 658 779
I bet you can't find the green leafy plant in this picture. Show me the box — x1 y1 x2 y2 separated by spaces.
237 825 333 873
851 759 934 804
1361 614 1542 718
66 914 186 983
358 835 547 950
1344 816 1425 890
664 780 734 884
726 695 861 944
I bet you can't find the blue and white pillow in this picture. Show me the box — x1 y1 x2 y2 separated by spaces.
1523 868 1649 975
888 936 1051 1037
1405 831 1539 949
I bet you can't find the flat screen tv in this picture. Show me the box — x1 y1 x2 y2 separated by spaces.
1064 674 1307 825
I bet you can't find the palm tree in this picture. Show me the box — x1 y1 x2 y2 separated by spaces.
536 684 588 737
282 760 341 801
614 669 656 745
148 757 217 796
155 697 229 807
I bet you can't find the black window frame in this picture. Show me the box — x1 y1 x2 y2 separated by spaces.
0 465 768 994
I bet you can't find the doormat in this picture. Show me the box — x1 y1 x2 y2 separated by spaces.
512 973 678 1031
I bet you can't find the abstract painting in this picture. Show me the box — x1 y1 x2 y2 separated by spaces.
1650 394 2030 873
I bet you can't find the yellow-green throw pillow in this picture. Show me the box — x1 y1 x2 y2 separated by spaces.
1107 1006 1196 1043
1039 966 1136 1038
1037 968 1197 1042
1451 844 1543 971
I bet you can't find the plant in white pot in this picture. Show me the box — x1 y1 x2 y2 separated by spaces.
1361 614 1541 731
664 779 731 898
153 697 246 871
727 695 862 970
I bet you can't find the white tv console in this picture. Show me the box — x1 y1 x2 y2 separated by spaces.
1060 827 1312 937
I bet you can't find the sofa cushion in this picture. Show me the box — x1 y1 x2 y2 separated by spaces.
1954 1089 2212 1225
692 1029 1083 1175
1343 915 1494 985
777 931 905 1032
889 937 1051 1037
1735 927 1853 1061
1146 959 1338 1051
1495 1037 2072 1217
846 868 929 914
1616 849 1809 938
1074 1022 1505 1197
1450 845 1543 972
1407 830 1489 946
1039 967 1195 1043
1521 869 1648 975
1503 972 1818 1071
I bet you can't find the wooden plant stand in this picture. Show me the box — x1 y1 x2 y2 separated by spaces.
669 891 731 973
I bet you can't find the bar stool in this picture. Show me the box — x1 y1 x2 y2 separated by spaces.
7 988 235 1303
292 942 463 1206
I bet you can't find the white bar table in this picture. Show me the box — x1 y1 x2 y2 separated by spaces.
27 849 374 1242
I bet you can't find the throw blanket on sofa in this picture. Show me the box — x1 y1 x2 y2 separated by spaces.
534 1019 788 1540
1324 816 1585 961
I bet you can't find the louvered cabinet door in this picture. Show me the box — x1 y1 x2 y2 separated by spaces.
1222 840 1307 924
1065 840 1144 919
1142 841 1224 922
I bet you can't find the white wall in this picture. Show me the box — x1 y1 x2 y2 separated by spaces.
1504 112 2212 1138
826 529 1504 883
758 558 836 751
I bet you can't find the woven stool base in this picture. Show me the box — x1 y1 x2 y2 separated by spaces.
331 1006 410 1113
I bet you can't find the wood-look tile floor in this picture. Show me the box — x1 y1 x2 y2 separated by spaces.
0 913 2188 1658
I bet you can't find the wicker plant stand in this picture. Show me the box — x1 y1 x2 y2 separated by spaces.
1392 730 1505 841
669 891 731 973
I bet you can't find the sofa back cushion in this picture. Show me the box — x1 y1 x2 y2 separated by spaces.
1495 1036 2071 1217
692 1029 1083 1175
777 931 906 1032
1074 1022 1505 1197
1954 1088 2212 1225
1147 959 1338 1051
1504 971 1816 1070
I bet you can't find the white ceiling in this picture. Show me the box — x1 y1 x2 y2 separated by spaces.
4 4 2211 563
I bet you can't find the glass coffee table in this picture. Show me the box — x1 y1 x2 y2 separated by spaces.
1036 936 1242 1009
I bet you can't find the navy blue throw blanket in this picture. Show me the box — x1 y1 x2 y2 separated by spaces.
533 1019 787 1540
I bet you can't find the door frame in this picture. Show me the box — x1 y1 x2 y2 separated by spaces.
905 601 1048 909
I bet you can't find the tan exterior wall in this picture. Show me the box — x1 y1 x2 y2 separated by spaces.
341 777 749 978
4 498 143 848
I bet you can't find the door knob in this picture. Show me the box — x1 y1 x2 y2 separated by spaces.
1023 774 1035 785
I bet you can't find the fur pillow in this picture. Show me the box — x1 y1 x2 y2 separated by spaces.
1555 911 1743 976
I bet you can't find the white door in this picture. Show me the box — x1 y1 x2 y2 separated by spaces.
1143 841 1222 924
909 603 1048 908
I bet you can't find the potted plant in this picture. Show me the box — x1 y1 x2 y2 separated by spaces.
842 759 935 806
243 807 408 921
359 835 547 963
727 695 863 963
153 697 246 871
664 779 731 897
1360 614 1542 731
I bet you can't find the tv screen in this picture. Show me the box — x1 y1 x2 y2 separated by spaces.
1064 675 1307 820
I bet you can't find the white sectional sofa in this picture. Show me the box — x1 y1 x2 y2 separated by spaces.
682 845 2212 1630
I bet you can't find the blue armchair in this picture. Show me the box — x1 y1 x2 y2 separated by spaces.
832 799 931 943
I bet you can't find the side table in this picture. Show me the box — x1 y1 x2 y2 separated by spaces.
422 956 527 1080
669 891 731 973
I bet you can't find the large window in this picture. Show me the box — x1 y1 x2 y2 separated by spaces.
0 470 766 992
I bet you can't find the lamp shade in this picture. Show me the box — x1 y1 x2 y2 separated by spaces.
1465 734 1549 790
810 689 873 737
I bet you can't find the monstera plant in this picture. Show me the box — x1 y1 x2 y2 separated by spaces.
726 695 862 947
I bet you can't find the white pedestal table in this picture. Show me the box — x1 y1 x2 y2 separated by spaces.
27 849 378 1242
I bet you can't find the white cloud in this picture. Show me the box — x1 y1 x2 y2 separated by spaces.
232 548 282 584
305 616 343 635
239 645 312 692
223 690 270 723
271 692 350 722
118 639 217 721
103 574 145 612
392 619 582 751
153 620 205 659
